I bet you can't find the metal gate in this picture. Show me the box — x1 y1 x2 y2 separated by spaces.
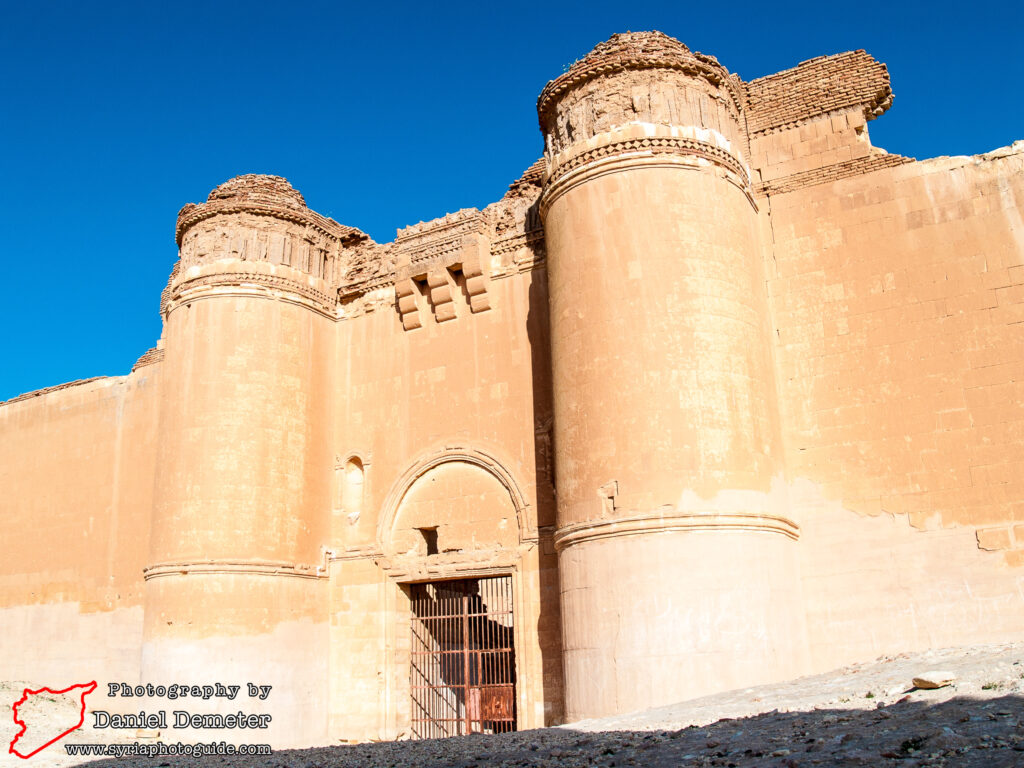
409 576 516 738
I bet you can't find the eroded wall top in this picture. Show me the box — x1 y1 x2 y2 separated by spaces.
743 51 893 135
537 31 745 155
176 174 368 249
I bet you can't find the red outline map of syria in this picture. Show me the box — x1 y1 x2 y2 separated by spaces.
8 681 97 759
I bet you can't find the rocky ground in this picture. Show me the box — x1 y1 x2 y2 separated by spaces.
3 642 1022 767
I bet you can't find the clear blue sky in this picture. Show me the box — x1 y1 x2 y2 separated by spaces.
1 0 1022 401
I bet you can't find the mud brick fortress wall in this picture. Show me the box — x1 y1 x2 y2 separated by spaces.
2 31 1023 745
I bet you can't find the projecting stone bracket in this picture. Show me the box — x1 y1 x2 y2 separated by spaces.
597 480 618 516
395 279 423 331
461 233 492 313
427 269 457 323
393 229 492 330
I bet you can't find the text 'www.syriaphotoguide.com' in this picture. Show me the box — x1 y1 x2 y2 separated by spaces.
65 741 272 758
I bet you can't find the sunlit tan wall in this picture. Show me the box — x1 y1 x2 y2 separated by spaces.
144 221 335 746
544 161 779 518
0 368 161 686
765 146 1024 670
544 159 808 718
148 291 331 567
539 44 806 718
326 266 563 739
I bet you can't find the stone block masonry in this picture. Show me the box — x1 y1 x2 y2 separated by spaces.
1 29 1023 748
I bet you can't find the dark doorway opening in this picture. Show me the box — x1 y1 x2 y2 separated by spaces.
409 576 516 738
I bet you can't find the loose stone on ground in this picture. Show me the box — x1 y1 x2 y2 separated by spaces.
3 642 1021 767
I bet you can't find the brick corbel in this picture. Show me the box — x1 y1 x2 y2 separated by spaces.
462 233 491 313
427 268 457 323
395 278 422 331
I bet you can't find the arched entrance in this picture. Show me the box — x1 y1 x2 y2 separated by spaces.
378 447 529 738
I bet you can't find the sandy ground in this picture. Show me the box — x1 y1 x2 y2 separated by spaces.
2 642 1022 767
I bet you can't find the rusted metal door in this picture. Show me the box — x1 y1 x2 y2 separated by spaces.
409 576 516 738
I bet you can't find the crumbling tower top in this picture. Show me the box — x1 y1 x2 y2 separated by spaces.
206 174 307 210
175 174 367 247
536 31 738 133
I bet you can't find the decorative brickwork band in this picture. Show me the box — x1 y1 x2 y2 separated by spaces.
541 134 752 215
395 209 487 277
551 134 748 187
165 270 337 318
489 230 544 259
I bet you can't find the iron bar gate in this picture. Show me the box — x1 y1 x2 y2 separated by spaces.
409 576 516 738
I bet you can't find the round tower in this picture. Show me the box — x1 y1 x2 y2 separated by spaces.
143 176 348 745
538 33 806 719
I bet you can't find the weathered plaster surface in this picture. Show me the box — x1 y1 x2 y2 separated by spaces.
2 31 1022 745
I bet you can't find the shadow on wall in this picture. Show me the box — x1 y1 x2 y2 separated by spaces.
76 694 1024 766
526 235 564 726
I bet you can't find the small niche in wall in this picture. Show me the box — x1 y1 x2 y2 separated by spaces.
418 527 439 556
341 456 364 525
